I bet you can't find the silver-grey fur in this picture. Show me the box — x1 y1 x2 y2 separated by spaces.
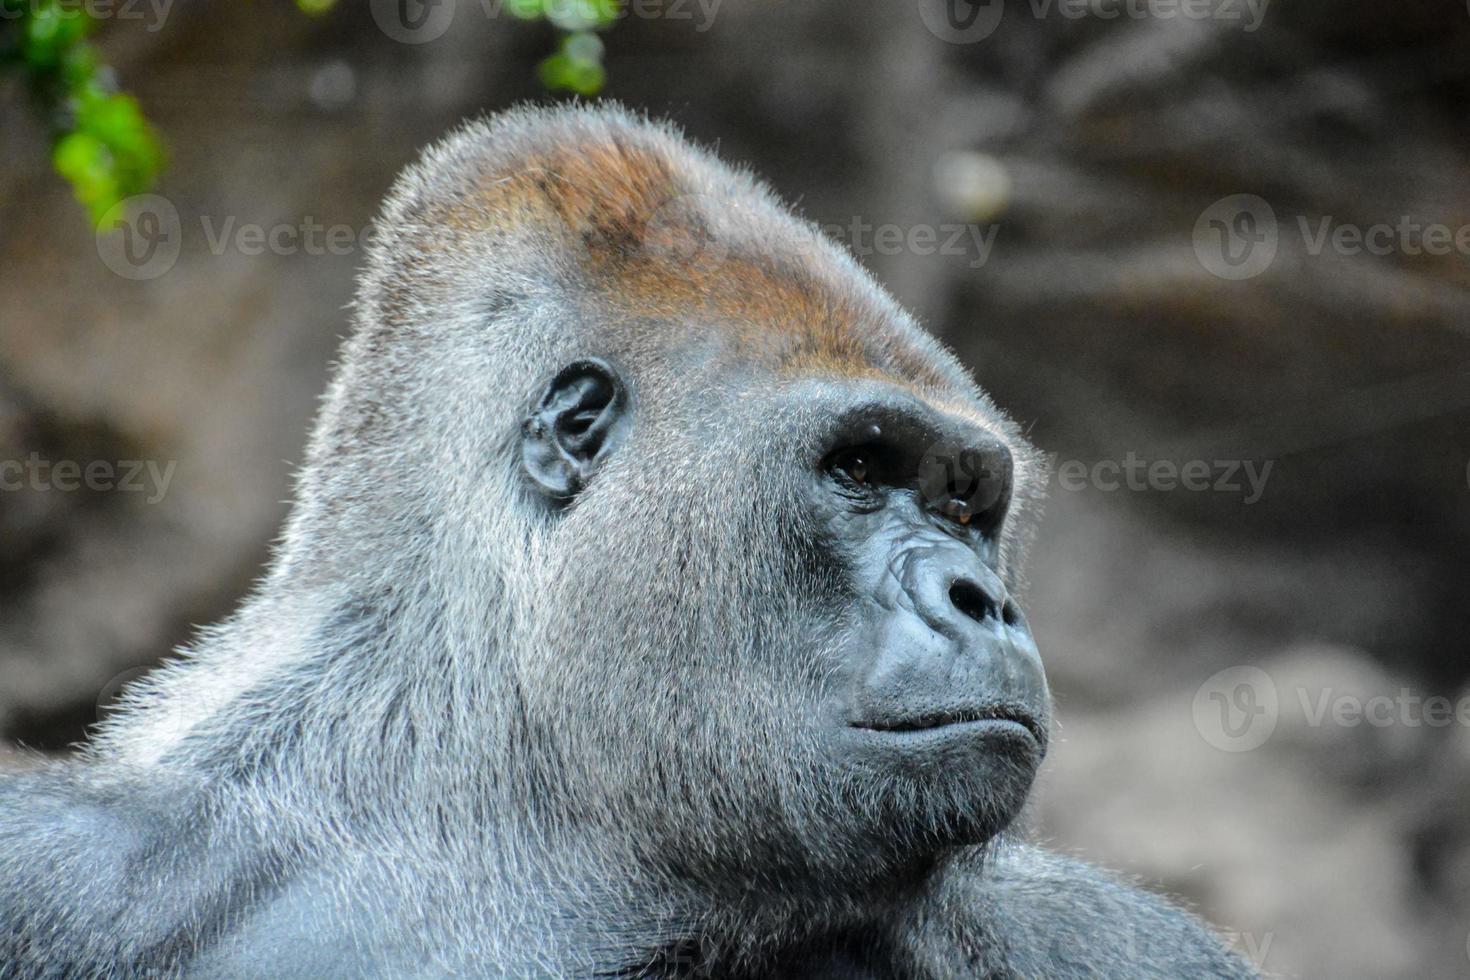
0 104 1256 979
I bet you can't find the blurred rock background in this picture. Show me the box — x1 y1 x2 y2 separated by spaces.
3 1 1469 976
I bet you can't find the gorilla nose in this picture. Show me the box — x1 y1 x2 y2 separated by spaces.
948 575 1019 629
898 544 1020 640
946 578 988 623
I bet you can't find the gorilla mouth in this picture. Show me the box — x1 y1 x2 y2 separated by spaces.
853 706 1045 747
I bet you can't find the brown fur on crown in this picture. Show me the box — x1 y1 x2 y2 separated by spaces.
365 103 964 389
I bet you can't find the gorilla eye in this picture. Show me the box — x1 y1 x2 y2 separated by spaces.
918 444 1012 535
939 498 973 525
831 449 871 486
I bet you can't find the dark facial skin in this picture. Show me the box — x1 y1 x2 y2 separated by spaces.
812 397 1050 845
525 362 1051 854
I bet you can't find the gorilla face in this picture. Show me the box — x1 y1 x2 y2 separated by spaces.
813 394 1050 845
522 352 1050 881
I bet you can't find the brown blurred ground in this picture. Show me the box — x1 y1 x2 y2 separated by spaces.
3 1 1470 977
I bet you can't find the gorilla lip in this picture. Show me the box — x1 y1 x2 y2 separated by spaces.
851 706 1045 748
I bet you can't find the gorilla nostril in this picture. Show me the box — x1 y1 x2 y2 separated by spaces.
948 579 996 624
1001 599 1020 627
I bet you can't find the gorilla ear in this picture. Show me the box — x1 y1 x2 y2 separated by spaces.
521 359 629 502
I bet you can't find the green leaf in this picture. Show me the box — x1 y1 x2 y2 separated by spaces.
538 30 606 95
23 1 90 71
9 0 618 226
53 130 119 224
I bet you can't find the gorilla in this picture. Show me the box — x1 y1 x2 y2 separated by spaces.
0 105 1255 979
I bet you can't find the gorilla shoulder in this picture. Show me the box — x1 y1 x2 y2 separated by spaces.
899 843 1257 979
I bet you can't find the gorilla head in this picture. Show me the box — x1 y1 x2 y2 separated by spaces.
108 105 1049 922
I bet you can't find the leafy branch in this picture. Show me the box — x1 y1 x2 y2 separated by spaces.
1 0 619 224
1 0 164 224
